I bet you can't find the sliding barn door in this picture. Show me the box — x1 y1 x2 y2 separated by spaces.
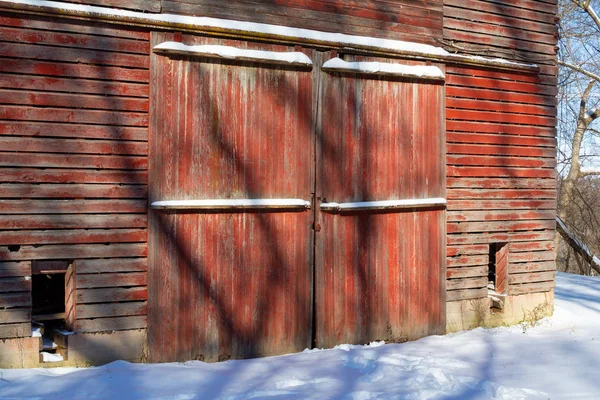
315 56 446 347
148 33 315 362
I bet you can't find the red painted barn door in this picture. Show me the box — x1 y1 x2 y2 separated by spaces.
315 56 446 347
148 33 315 362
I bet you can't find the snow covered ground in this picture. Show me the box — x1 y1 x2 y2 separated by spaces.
1 272 599 400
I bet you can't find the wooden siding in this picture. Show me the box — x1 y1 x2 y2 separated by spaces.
0 13 149 337
315 56 446 346
444 0 558 301
161 1 443 45
0 261 31 338
48 0 443 45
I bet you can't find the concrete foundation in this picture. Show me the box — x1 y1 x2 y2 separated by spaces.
0 329 147 368
0 337 41 368
446 291 554 333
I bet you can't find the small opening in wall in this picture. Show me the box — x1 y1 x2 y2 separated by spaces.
488 243 508 310
32 260 69 322
32 273 66 320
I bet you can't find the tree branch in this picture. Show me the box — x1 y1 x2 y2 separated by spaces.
558 60 600 83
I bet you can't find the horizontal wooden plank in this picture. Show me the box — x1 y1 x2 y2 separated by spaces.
510 241 555 253
446 121 555 137
447 74 557 96
446 287 488 301
53 0 159 12
0 199 147 214
509 271 556 285
510 251 555 263
446 4 554 29
509 281 555 295
75 301 147 319
445 28 556 56
0 137 147 155
447 255 488 267
74 315 147 332
76 272 147 289
510 261 555 274
446 178 555 189
448 210 556 222
76 258 147 274
0 90 149 112
447 98 555 117
444 19 556 46
0 121 147 141
447 143 555 157
446 276 487 290
0 169 147 184
448 167 554 179
448 220 556 234
447 244 489 257
447 230 556 246
444 6 557 35
448 155 556 168
0 322 30 338
0 184 148 199
446 265 488 279
0 243 147 261
447 133 556 147
0 292 30 308
32 260 69 274
0 73 148 97
447 87 556 107
0 153 147 170
0 277 31 293
446 109 556 126
447 64 555 83
0 42 149 69
0 229 147 246
0 308 30 323
0 214 146 230
447 189 556 199
0 14 151 39
0 58 149 83
0 106 148 127
447 199 556 211
76 286 147 303
0 26 150 54
0 261 31 278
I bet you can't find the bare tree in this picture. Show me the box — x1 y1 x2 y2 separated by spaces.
556 0 600 273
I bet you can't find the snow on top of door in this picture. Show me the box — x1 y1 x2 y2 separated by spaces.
322 58 445 80
153 42 313 66
151 199 311 210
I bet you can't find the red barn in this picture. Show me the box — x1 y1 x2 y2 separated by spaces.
0 0 557 367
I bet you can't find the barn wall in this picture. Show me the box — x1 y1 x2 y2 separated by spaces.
0 0 559 348
0 13 150 337
443 0 558 302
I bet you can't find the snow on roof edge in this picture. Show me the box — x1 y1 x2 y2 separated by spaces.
0 0 538 71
